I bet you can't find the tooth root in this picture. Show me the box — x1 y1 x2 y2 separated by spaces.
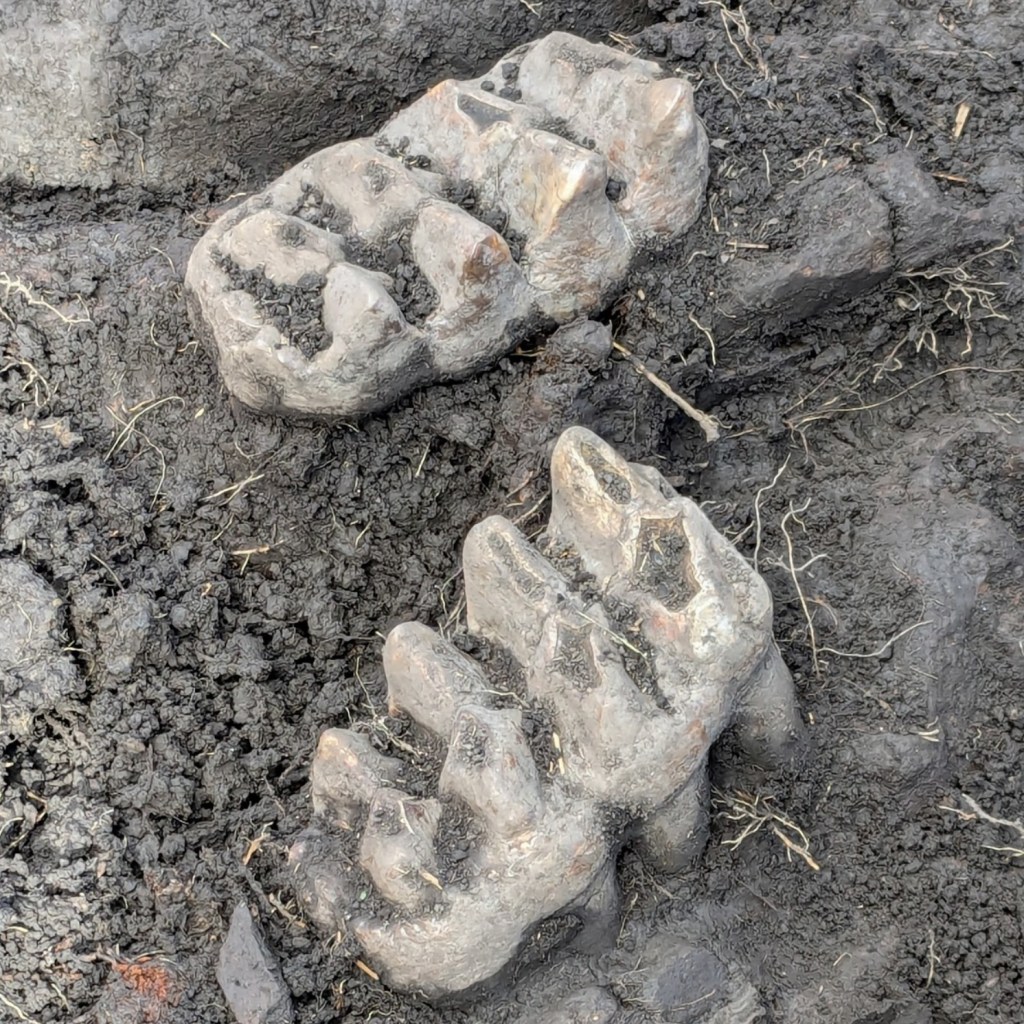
570 860 620 955
383 621 489 738
359 789 444 913
439 705 542 839
730 641 806 769
463 515 571 668
310 729 405 829
634 770 710 875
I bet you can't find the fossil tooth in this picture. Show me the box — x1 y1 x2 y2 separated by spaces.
186 33 708 419
293 428 803 999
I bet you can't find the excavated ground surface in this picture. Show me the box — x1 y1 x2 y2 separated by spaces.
1 1 1022 1022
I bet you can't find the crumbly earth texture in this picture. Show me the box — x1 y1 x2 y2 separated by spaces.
1 1 1023 1023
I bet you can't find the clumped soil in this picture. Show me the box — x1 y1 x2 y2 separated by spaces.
293 185 441 326
1 2 1023 1023
216 257 331 358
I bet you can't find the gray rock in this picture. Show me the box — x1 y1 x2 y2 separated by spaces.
0 558 81 741
712 148 1011 341
217 904 294 1024
517 986 620 1024
716 172 893 338
849 732 941 787
95 591 155 680
0 4 118 187
864 148 1008 271
853 1002 933 1024
0 1 646 190
635 934 730 1023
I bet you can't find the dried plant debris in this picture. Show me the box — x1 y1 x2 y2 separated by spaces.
289 428 803 999
185 33 708 419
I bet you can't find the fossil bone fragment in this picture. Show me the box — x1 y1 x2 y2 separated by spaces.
186 34 708 419
290 428 802 999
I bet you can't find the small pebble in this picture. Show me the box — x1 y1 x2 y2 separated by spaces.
605 179 626 202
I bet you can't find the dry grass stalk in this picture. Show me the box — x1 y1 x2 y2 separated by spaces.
612 341 721 443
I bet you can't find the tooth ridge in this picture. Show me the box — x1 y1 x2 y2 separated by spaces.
186 33 708 418
293 429 803 999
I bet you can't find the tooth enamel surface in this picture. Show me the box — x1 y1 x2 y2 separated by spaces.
186 32 708 419
359 789 443 912
310 730 405 830
220 210 346 284
294 428 803 1000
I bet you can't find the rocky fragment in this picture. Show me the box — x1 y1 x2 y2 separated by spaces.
290 427 802 1000
629 934 732 1023
217 904 294 1024
186 33 708 420
712 148 1011 340
0 8 119 189
0 1 646 190
0 558 80 741
864 148 1010 270
782 925 932 1024
95 591 155 680
520 986 620 1024
715 171 894 336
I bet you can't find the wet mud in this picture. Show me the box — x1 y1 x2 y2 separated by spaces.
1 1 1022 1023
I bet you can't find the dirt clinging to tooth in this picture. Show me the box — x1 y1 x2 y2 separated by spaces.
2 0 1024 1022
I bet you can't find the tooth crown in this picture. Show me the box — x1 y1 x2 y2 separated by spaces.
291 429 802 999
186 33 708 419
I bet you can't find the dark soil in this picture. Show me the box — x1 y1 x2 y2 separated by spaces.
2 2 1023 1023
216 258 331 358
291 186 440 326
